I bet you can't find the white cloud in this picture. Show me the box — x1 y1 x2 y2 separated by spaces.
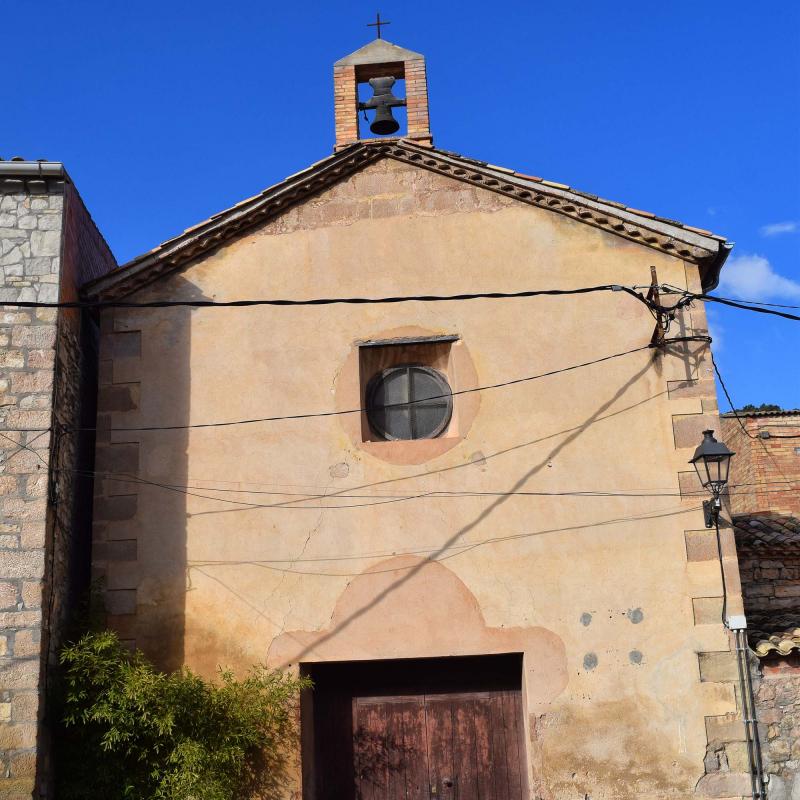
760 221 798 237
718 254 800 302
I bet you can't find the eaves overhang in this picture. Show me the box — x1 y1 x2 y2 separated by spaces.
84 140 731 300
0 159 68 194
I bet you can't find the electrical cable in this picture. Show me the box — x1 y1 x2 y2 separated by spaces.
77 468 797 500
3 336 711 434
185 504 704 577
714 514 729 626
713 354 800 441
696 294 800 323
0 283 649 310
72 467 797 512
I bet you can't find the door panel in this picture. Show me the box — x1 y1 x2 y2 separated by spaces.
354 696 428 800
318 655 527 800
425 691 527 800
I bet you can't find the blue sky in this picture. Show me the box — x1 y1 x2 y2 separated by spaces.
4 1 799 409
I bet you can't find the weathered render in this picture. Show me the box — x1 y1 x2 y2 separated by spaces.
85 141 747 799
0 162 115 798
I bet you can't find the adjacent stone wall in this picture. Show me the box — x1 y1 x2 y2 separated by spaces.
753 654 800 799
737 547 800 641
0 180 64 799
0 172 115 798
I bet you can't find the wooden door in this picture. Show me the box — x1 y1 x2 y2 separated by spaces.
352 690 527 800
425 691 526 800
354 696 429 800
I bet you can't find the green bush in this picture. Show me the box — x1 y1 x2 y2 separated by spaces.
56 630 309 800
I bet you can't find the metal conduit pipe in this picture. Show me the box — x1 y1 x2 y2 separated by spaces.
734 627 767 800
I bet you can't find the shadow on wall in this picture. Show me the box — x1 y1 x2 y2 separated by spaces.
269 354 659 666
96 275 210 673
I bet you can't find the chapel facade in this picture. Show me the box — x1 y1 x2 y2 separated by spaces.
1 36 776 800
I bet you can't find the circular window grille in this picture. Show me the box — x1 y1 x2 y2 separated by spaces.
366 365 453 441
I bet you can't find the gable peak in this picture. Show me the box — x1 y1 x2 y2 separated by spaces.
334 38 424 67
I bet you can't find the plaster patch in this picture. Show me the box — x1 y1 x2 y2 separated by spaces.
329 462 349 479
269 554 568 708
627 607 644 624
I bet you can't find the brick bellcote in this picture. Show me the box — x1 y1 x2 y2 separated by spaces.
333 38 432 151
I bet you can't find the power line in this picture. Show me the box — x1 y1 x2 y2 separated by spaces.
697 293 800 323
186 504 704 577
713 354 800 441
7 337 710 434
0 283 649 310
77 467 796 512
711 297 800 310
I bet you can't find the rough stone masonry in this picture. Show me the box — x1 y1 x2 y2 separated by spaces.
0 162 115 799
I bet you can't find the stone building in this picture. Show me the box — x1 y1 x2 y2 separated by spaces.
2 35 788 800
0 160 116 797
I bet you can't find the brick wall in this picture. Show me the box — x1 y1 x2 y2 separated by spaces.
0 171 115 798
333 53 432 150
721 413 800 516
737 548 800 640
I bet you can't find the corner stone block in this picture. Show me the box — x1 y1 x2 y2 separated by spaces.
695 771 753 798
97 384 139 413
110 331 141 358
699 651 739 683
686 530 719 562
29 229 61 257
693 597 725 625
0 722 36 750
679 470 703 498
705 713 747 744
0 659 39 690
673 414 721 450
0 582 18 610
105 589 136 616
667 378 717 400
93 495 138 522
0 550 45 579
11 692 38 722
95 443 139 475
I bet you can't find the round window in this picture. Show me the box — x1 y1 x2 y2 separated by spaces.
366 365 453 441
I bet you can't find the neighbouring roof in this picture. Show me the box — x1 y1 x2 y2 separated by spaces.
722 409 800 419
84 138 731 301
0 157 66 190
733 513 800 554
754 629 800 658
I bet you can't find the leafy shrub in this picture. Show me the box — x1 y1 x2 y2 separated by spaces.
56 630 309 800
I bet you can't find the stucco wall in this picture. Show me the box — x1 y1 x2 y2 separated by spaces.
92 157 744 799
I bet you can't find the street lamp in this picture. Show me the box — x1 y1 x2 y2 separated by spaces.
689 429 735 528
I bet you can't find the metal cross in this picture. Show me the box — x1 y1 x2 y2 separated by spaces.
367 12 390 39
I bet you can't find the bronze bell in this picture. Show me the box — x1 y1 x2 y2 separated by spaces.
359 76 406 136
370 104 399 135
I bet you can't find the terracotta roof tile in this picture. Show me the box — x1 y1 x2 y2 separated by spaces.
84 139 730 300
753 629 800 658
734 513 800 553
